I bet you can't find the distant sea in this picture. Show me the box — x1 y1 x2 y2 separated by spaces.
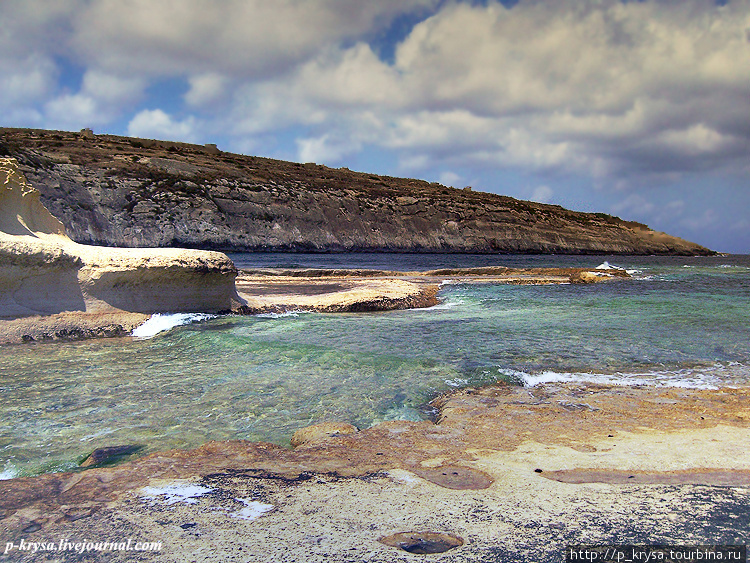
1 253 748 479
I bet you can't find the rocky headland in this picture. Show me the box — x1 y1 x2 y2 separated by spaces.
0 128 713 255
0 157 242 342
0 152 633 343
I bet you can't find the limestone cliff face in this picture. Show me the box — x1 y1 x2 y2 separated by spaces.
0 157 242 318
1 128 714 255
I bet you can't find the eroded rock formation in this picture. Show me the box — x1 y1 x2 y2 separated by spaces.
0 383 747 560
0 158 242 319
1 128 714 255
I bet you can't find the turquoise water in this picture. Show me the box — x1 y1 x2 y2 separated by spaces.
1 254 749 479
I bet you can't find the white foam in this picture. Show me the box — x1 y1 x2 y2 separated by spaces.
255 310 307 319
596 261 624 270
140 481 213 505
500 367 724 390
132 313 215 338
421 299 464 311
0 462 19 480
229 498 274 521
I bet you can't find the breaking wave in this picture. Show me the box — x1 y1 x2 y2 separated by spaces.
494 365 749 390
132 313 215 339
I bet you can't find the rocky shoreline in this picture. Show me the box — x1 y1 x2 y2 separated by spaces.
0 158 242 341
0 264 628 344
1 382 747 562
1 154 632 345
1 134 742 562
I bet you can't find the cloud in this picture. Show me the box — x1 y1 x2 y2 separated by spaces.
296 134 360 164
0 55 57 125
43 70 146 130
0 0 70 126
611 194 657 217
231 0 750 182
530 186 554 204
438 171 462 187
2 0 749 194
681 207 721 231
185 73 231 108
80 70 145 105
68 0 440 78
127 109 198 142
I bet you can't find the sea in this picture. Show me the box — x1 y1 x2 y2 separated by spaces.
1 253 748 479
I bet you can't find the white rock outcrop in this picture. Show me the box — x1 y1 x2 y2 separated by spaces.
0 158 243 318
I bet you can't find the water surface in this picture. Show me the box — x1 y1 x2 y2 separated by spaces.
1 254 748 478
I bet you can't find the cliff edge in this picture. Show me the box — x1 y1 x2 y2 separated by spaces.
1 128 713 255
0 157 242 320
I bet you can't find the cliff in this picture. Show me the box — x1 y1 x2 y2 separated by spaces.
0 157 242 320
0 128 713 255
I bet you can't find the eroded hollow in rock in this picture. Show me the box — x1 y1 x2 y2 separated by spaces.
378 531 464 554
413 465 494 489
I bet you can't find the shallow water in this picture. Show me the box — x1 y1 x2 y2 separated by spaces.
1 254 748 478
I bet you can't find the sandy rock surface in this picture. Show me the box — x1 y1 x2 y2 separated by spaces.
0 383 747 562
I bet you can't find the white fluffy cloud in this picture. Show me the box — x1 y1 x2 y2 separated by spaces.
127 109 198 142
69 0 439 78
0 1 79 125
0 55 56 125
191 0 749 185
43 70 146 129
2 0 749 195
185 73 231 108
530 186 554 204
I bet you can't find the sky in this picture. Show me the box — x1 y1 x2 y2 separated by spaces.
1 0 749 253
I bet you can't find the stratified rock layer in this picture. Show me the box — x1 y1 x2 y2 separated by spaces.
1 128 713 255
0 158 242 319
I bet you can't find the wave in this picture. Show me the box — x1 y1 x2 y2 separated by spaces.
132 313 216 339
494 365 744 390
0 462 19 480
254 310 310 319
422 299 464 311
595 261 625 271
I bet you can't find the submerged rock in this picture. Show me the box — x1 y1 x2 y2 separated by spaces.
79 445 143 468
290 422 359 447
